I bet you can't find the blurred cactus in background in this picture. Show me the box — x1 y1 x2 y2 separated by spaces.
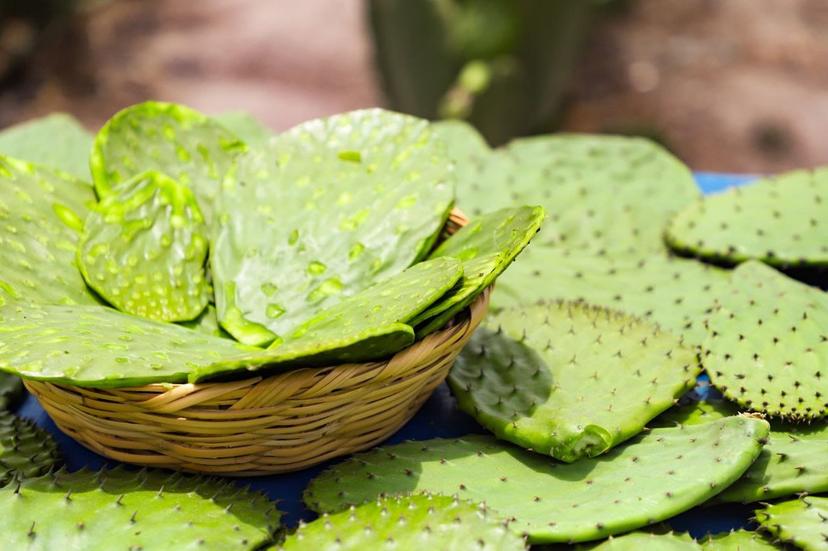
367 0 615 145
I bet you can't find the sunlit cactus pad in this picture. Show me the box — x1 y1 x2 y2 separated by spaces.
211 108 455 345
704 261 828 420
278 494 526 551
666 169 828 268
90 101 246 219
0 156 99 308
413 205 544 337
756 496 828 551
449 301 700 462
0 413 60 484
0 113 93 179
494 248 731 346
78 171 210 322
305 417 769 544
0 467 281 550
455 134 698 257
700 530 778 550
589 531 701 550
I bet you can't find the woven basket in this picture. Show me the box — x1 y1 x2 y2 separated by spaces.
25 210 490 475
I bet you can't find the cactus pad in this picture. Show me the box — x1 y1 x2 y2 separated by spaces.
0 113 93 180
0 303 256 387
449 301 700 462
457 134 698 257
0 156 99 308
412 205 544 337
77 171 210 322
703 260 828 420
666 169 828 268
304 417 769 544
213 111 272 146
179 305 232 339
590 532 701 550
0 373 23 411
211 109 455 345
279 494 526 551
90 101 246 219
494 248 731 346
0 467 280 550
0 413 60 484
756 496 828 551
700 530 777 550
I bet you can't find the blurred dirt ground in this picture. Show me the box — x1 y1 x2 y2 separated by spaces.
1 0 828 172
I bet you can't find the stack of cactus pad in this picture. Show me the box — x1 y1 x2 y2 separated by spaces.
0 105 826 550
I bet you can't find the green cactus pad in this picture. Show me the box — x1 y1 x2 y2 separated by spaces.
494 248 731 346
0 113 93 179
704 260 828 420
0 467 280 550
756 496 828 551
179 305 232 339
211 108 455 345
213 111 272 146
0 156 99 308
0 413 60 484
431 119 491 191
0 373 24 411
304 417 769 544
279 494 525 551
590 532 701 550
665 169 828 268
90 101 246 219
449 301 700 462
700 530 777 551
457 134 698 257
77 171 210 322
0 303 256 388
653 400 828 504
412 205 544 337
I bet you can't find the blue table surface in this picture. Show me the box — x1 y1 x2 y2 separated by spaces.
16 172 764 540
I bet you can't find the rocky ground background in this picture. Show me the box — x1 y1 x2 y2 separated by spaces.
0 0 826 173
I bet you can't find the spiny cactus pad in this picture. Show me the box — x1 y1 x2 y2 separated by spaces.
412 205 544 337
449 301 700 462
90 101 246 219
0 413 60 484
457 134 698 257
590 532 701 550
211 108 455 345
494 248 731 346
0 156 99 308
0 303 256 387
279 494 526 551
700 530 778 550
0 114 93 180
0 467 281 550
77 171 210 322
704 260 828 420
665 169 828 268
0 373 24 411
304 417 769 544
756 496 828 551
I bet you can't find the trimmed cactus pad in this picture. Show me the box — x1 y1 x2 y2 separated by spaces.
0 303 255 387
90 101 246 219
756 496 828 551
213 111 272 146
0 156 99 308
304 417 769 544
178 304 232 339
413 205 544 337
704 261 828 420
494 248 731 346
0 373 24 411
0 114 93 180
700 530 778 550
78 171 210 322
666 169 828 268
456 134 698 257
211 109 455 345
279 494 526 551
449 301 700 462
590 532 700 550
0 413 60 484
0 467 281 550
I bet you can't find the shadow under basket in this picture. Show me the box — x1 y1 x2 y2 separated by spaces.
24 210 490 475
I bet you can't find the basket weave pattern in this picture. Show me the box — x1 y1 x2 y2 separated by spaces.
25 211 490 475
